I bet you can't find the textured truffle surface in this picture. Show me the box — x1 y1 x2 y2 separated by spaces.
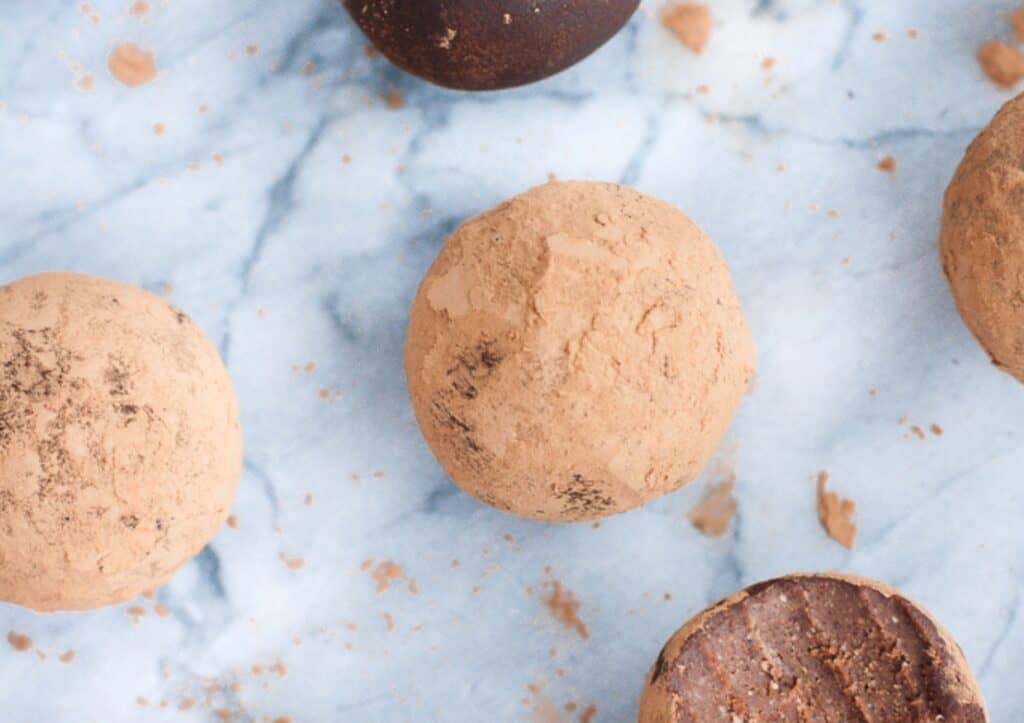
0 273 242 611
942 92 1024 383
405 181 755 522
638 574 987 723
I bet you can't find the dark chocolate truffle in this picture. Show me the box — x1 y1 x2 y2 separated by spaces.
639 573 986 722
343 0 640 91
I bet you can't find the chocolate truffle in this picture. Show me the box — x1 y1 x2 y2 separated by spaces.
343 0 640 91
0 273 242 611
639 574 987 723
405 181 755 522
941 92 1024 383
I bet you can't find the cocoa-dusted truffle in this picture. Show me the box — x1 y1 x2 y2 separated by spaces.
0 273 242 611
343 0 640 91
639 573 987 722
941 92 1024 383
405 181 755 522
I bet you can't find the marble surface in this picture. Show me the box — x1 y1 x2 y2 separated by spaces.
1 0 1023 721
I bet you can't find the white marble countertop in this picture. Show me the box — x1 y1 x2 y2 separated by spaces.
2 1 1023 721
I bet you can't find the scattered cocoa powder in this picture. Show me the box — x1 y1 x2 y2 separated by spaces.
108 44 156 87
301 61 316 76
129 1 149 15
280 554 304 571
370 561 404 592
384 91 404 110
77 74 95 91
978 41 1024 89
580 705 597 723
59 650 75 663
816 471 856 550
872 31 887 42
226 515 238 529
245 45 259 57
542 581 589 639
661 3 711 54
6 631 31 652
688 476 736 538
178 697 195 711
877 155 896 173
931 424 944 436
152 122 165 135
761 57 775 70
154 603 170 617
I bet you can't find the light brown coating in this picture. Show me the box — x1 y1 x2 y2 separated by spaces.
405 181 755 522
941 92 1024 383
638 573 987 723
0 273 242 611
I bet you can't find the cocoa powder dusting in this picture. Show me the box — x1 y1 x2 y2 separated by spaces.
129 1 149 15
816 471 856 549
688 476 736 538
877 155 896 173
543 581 589 639
6 631 31 652
580 705 597 723
661 3 711 54
59 650 75 663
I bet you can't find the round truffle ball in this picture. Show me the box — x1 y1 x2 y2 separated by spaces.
942 92 1024 383
343 0 639 91
405 181 755 522
0 273 242 611
639 574 986 723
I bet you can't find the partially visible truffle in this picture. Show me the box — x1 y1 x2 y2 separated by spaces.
941 92 1024 382
405 181 755 522
639 574 987 722
0 273 242 611
342 0 640 91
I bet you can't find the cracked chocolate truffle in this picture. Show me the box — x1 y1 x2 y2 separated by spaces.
639 573 987 723
404 181 755 522
0 273 242 611
343 0 640 91
942 92 1024 383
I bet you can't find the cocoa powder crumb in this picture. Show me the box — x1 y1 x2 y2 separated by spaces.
877 155 896 173
1011 7 1024 41
661 3 711 54
688 476 736 538
978 41 1024 89
542 580 589 639
108 44 156 87
6 631 31 652
816 471 856 549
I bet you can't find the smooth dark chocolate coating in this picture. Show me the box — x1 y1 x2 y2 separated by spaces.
343 0 640 91
641 575 987 723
